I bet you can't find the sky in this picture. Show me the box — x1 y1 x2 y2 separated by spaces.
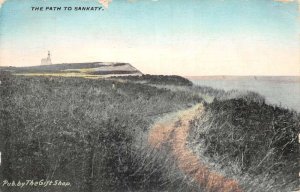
0 0 299 76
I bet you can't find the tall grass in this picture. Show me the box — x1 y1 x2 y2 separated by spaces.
0 72 201 192
189 93 299 192
1 71 298 192
112 74 193 86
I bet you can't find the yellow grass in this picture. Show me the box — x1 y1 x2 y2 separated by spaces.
14 73 103 79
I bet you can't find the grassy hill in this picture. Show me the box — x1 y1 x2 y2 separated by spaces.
0 62 142 78
0 72 201 192
189 96 299 191
0 70 298 192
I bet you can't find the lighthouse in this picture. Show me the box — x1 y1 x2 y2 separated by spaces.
41 51 52 65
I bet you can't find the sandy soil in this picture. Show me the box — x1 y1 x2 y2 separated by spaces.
148 104 242 192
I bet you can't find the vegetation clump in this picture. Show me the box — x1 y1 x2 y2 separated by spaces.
189 95 299 191
113 74 194 86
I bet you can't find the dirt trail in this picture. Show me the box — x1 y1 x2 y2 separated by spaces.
148 104 242 192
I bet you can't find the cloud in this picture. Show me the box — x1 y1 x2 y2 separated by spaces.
99 0 112 8
274 0 295 2
0 0 6 7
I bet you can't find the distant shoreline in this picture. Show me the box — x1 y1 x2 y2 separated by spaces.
185 76 300 82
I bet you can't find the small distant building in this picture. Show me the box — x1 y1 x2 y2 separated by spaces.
41 51 52 65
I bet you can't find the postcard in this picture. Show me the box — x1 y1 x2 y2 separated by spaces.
0 0 299 191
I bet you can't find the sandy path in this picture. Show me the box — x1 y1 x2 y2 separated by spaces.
148 104 242 192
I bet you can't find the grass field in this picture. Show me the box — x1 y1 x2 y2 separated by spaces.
0 72 201 192
0 62 142 79
0 70 298 192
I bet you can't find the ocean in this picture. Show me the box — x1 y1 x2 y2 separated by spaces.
190 76 300 112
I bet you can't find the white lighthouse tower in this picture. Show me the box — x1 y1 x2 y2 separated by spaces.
41 51 52 65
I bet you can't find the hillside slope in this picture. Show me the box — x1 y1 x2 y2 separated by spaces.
0 62 143 77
